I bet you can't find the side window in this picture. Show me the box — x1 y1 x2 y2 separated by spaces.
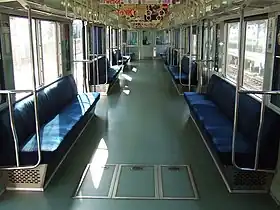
0 40 4 103
243 19 268 90
10 16 39 100
225 22 240 82
10 17 64 99
72 20 83 92
41 20 59 85
225 19 268 91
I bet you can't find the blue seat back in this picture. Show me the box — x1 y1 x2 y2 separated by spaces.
206 75 280 163
89 56 108 85
173 50 178 65
0 75 77 154
181 56 198 81
115 49 122 59
111 50 118 66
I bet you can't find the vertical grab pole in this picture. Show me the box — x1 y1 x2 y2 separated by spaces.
103 26 108 84
84 21 89 92
196 22 200 92
92 25 96 91
189 24 193 92
171 29 173 65
179 27 182 84
86 23 91 91
120 28 123 66
168 29 171 64
254 94 266 169
7 92 20 167
96 26 100 86
28 7 41 166
207 19 211 84
199 21 203 93
232 7 245 169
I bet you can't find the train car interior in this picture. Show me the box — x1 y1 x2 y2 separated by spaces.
1 0 280 209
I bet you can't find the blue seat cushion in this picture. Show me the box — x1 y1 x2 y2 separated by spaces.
168 65 187 81
111 65 123 73
21 92 100 153
123 55 130 61
185 75 280 169
184 92 215 107
168 65 177 72
192 105 231 128
206 127 252 154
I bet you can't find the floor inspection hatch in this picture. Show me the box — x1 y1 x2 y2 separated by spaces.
73 164 198 200
73 164 118 199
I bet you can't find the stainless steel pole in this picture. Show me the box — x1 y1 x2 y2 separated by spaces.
28 7 41 168
92 24 96 91
207 19 211 84
7 93 20 167
189 25 193 92
232 7 245 170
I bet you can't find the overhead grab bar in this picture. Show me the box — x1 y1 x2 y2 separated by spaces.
232 6 274 173
0 7 41 170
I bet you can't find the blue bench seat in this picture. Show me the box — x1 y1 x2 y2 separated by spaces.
89 56 123 85
167 56 197 85
184 75 280 170
112 50 130 66
0 75 100 173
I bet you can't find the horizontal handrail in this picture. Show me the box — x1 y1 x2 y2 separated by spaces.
73 60 94 63
0 89 33 94
89 53 106 56
239 90 280 95
196 59 214 62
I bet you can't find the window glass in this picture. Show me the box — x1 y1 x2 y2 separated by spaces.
41 21 58 85
73 20 83 92
0 39 5 103
209 26 214 61
155 31 165 45
271 17 280 107
10 17 39 100
143 30 152 45
203 26 208 60
127 31 138 46
243 19 268 90
185 28 189 54
192 33 197 55
214 24 222 72
98 27 103 54
112 28 117 47
226 22 240 82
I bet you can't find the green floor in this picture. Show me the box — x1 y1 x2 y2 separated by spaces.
0 60 278 209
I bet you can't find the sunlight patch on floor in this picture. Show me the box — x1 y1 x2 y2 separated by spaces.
90 138 108 188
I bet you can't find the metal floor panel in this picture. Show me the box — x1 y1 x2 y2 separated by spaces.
73 163 199 200
159 165 199 200
73 164 118 199
112 164 158 199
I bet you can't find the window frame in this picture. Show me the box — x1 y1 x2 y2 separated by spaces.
223 17 269 95
10 16 63 101
40 20 61 85
267 14 280 114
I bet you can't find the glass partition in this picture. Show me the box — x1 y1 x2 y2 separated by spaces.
127 31 138 46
